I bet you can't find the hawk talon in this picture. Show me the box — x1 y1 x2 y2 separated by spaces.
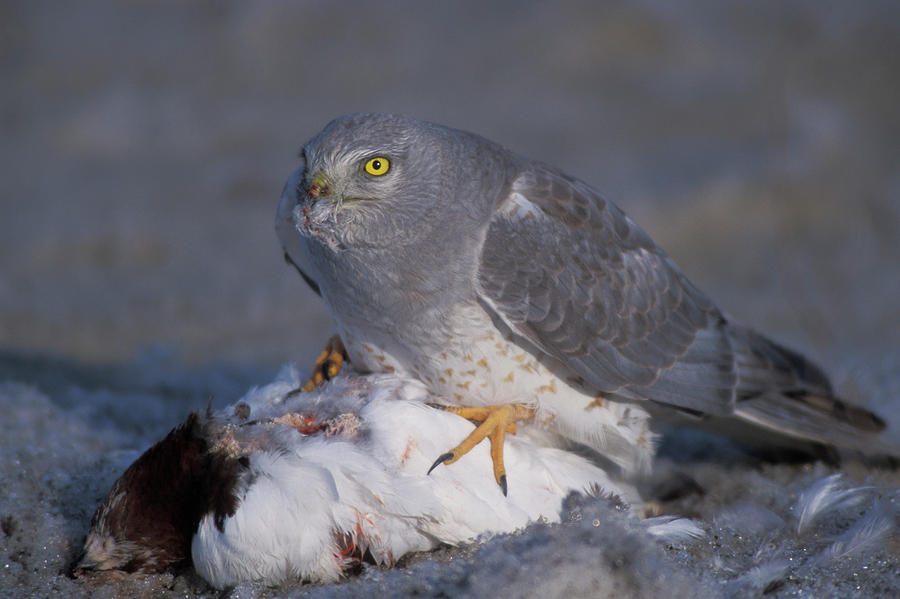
427 403 534 497
427 452 455 475
301 335 348 392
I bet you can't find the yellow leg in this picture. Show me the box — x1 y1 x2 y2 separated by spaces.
301 335 348 392
428 404 535 496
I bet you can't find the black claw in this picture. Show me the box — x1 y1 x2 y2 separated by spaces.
427 452 455 475
499 474 508 497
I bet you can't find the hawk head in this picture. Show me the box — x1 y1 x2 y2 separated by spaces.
278 113 514 251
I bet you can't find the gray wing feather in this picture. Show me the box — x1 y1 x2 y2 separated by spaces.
478 167 736 414
477 167 891 455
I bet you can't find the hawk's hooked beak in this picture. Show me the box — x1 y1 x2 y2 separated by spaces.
307 172 331 200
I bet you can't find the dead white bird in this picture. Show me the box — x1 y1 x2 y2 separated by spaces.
75 368 641 588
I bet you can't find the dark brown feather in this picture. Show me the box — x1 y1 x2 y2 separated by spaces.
77 412 247 574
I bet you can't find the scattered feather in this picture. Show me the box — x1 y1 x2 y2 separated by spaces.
794 474 871 533
724 560 791 597
809 500 894 567
644 515 705 543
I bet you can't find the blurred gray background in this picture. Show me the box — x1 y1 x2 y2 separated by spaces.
2 0 898 390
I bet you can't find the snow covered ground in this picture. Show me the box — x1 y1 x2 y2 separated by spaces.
2 1 899 597
1 353 898 598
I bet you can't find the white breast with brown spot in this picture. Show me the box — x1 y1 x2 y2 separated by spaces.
335 303 654 475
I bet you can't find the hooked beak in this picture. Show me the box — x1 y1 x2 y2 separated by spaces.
307 172 331 200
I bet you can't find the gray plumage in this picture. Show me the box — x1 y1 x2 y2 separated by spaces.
277 113 894 468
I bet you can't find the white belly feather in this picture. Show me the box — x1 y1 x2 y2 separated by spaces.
333 303 654 475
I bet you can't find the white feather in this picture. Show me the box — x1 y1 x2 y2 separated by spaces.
643 516 705 544
724 560 791 596
794 474 871 533
809 501 894 567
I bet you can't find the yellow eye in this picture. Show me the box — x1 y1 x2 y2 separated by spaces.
364 157 390 176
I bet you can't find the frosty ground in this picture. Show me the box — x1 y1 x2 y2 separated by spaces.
1 350 898 599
